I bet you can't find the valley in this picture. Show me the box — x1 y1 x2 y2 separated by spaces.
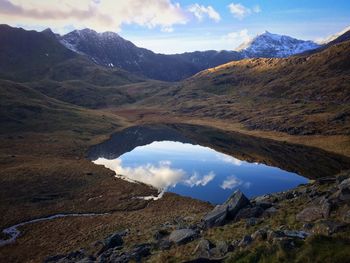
0 23 349 263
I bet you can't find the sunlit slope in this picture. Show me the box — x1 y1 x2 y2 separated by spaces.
145 40 350 135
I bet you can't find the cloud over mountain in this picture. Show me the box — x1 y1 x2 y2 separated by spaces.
0 0 188 32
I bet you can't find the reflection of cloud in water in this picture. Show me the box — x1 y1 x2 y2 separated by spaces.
216 154 242 166
183 171 215 187
220 175 251 190
93 158 215 190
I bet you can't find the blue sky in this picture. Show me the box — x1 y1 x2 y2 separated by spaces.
0 0 349 53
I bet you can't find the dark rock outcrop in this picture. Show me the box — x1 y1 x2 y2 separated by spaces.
169 229 197 245
203 190 250 228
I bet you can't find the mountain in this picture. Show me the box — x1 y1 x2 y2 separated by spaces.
237 31 320 58
60 28 324 81
303 28 350 55
0 24 76 81
148 39 350 136
317 26 350 44
59 28 243 81
0 25 145 85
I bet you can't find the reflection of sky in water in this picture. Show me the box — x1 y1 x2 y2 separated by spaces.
94 141 308 204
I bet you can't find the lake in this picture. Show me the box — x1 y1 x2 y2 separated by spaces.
93 140 308 204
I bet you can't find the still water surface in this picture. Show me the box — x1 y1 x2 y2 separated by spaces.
94 140 308 204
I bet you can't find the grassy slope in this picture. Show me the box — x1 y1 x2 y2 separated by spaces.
0 80 211 263
139 41 350 137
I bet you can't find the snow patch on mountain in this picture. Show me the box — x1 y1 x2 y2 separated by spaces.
236 31 320 58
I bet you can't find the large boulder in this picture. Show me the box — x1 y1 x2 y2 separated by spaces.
224 190 251 218
169 229 197 245
192 239 212 258
210 241 228 258
203 190 250 228
338 178 350 201
98 232 124 255
296 196 331 222
235 206 264 221
202 205 227 228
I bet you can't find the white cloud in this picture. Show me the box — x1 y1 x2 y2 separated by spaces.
0 0 188 32
223 29 252 49
220 175 251 190
252 5 261 13
228 3 261 19
188 3 221 22
93 158 215 191
216 153 243 166
183 171 215 187
94 158 185 190
220 175 241 190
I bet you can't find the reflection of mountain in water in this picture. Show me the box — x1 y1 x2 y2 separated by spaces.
88 124 350 179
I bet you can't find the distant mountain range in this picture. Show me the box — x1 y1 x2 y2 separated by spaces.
58 28 323 81
0 24 349 82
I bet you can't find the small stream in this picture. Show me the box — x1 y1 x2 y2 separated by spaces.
0 213 108 247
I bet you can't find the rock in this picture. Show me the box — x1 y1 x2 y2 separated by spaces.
99 232 123 254
238 235 252 247
225 190 250 218
343 209 350 223
192 239 212 258
337 178 350 201
273 237 296 250
312 220 348 236
339 178 350 190
202 205 227 228
235 206 264 221
245 217 261 227
153 229 169 241
203 190 249 228
303 223 314 230
264 206 278 217
251 229 267 241
336 174 349 185
231 239 240 250
129 244 151 261
157 239 172 250
253 194 271 203
296 196 331 222
256 202 273 210
283 230 309 239
98 244 151 263
45 250 87 263
183 258 224 263
317 177 336 184
267 230 285 241
210 241 228 258
169 229 197 245
285 192 295 199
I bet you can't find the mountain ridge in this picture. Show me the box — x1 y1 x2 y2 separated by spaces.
59 27 323 81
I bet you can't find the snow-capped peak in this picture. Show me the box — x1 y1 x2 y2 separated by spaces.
316 25 350 44
236 31 320 58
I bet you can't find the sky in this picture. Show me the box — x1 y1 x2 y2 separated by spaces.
0 0 349 54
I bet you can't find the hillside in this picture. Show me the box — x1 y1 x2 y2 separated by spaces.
141 40 350 136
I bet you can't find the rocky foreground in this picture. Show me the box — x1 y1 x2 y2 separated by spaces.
45 171 350 263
